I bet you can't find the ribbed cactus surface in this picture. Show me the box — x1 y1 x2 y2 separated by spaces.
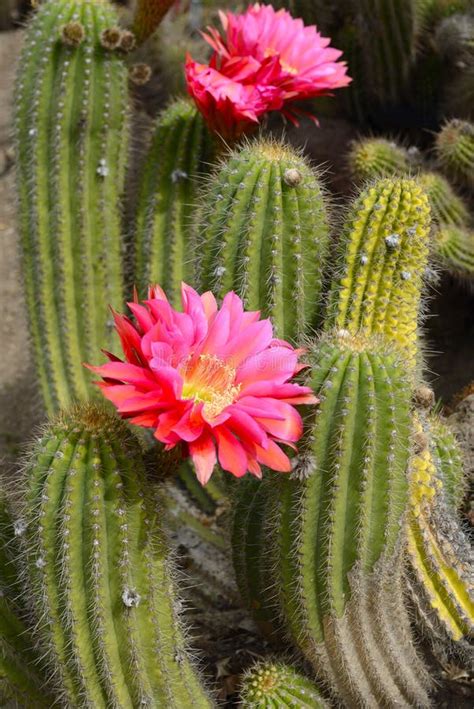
1 496 55 707
430 416 466 510
326 178 431 371
134 99 214 305
348 138 413 182
436 118 474 189
14 0 129 414
198 140 330 341
239 662 327 708
407 421 474 647
19 405 212 708
233 332 431 707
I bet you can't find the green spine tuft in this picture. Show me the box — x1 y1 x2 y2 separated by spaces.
14 0 129 415
348 137 413 182
133 99 215 306
233 332 431 707
198 139 331 341
436 118 474 190
19 404 212 707
326 178 431 371
239 661 328 708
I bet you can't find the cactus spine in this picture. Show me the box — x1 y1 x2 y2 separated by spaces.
234 332 431 707
133 99 215 305
14 0 129 414
436 118 474 190
198 140 331 341
407 419 474 653
326 178 431 371
239 662 328 708
1 496 55 707
19 405 212 708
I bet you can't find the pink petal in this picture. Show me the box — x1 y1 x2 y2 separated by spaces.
214 426 249 477
189 434 217 485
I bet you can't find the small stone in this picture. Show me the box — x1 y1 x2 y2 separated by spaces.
360 253 368 265
400 270 411 280
283 167 303 187
97 161 109 177
122 587 141 608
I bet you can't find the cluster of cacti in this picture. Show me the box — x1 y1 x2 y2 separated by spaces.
275 0 474 126
348 129 474 282
3 0 473 706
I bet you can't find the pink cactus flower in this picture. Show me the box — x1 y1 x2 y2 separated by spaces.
185 2 351 139
87 284 317 485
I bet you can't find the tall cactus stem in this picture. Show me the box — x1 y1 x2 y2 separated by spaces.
326 178 431 372
14 0 129 414
18 404 212 707
133 99 214 305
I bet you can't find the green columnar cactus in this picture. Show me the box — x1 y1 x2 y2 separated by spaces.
436 225 474 279
326 178 431 371
348 138 413 182
18 404 212 708
430 416 466 509
356 0 419 104
417 171 470 227
1 496 56 707
133 99 214 305
14 0 129 415
233 332 431 707
436 118 474 190
197 140 331 341
407 421 474 654
239 662 328 708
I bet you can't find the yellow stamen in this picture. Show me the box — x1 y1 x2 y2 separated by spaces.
181 354 240 419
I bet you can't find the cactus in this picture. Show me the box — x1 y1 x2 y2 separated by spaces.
133 99 215 305
326 178 431 372
436 225 474 279
14 0 130 415
348 137 414 182
436 118 474 190
1 495 56 707
406 419 474 660
197 140 331 341
430 416 466 510
18 404 212 707
132 0 175 44
239 661 328 708
355 1 419 105
233 331 432 707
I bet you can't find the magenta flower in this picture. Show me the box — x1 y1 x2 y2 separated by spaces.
87 284 317 484
185 2 351 139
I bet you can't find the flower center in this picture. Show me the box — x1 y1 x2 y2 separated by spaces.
181 354 240 419
264 47 298 75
